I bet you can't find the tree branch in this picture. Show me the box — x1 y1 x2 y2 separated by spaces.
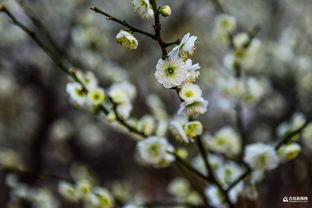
226 117 311 192
90 6 156 40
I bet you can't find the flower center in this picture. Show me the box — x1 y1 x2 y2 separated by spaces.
93 93 100 100
75 88 86 97
165 66 176 77
149 144 160 157
185 91 194 98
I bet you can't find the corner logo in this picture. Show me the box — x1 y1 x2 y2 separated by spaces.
283 196 308 203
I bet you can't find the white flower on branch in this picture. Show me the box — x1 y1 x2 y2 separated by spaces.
116 30 138 50
137 136 175 168
169 33 198 60
88 187 114 208
138 115 156 136
167 177 190 198
66 82 88 106
204 126 241 157
244 143 279 171
116 102 133 119
205 182 243 208
108 81 137 104
215 161 244 188
170 119 189 143
184 120 203 138
179 83 202 101
87 86 106 106
177 97 209 118
183 59 200 83
277 143 301 161
76 71 98 90
131 0 154 19
155 57 188 88
214 14 237 44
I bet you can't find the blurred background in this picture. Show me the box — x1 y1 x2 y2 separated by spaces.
0 0 312 207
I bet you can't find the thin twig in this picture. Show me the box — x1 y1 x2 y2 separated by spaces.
226 118 311 192
16 0 86 70
150 0 168 58
0 6 147 139
173 153 211 183
195 137 234 208
90 6 156 40
275 118 311 150
0 6 71 76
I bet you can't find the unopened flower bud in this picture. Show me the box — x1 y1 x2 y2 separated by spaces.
159 5 171 17
116 30 138 50
277 143 301 161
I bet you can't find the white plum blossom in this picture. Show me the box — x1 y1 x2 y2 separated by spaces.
155 57 188 88
169 33 198 60
76 180 93 200
179 83 202 101
204 126 241 157
116 103 133 119
277 143 301 161
108 81 137 104
116 30 138 50
204 182 243 208
170 120 189 143
244 143 279 171
215 161 244 187
87 86 106 106
137 115 156 136
233 32 249 49
218 76 266 105
88 187 114 208
177 97 208 118
204 185 226 208
66 82 87 106
137 136 175 167
76 71 98 90
214 14 237 44
167 177 190 198
58 181 79 202
184 121 203 138
215 14 237 33
184 59 200 83
131 0 154 19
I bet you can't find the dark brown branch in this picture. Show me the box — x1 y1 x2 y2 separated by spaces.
90 6 156 40
150 0 168 58
195 137 234 208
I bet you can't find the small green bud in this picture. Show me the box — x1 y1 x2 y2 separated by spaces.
159 5 171 17
175 148 188 159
